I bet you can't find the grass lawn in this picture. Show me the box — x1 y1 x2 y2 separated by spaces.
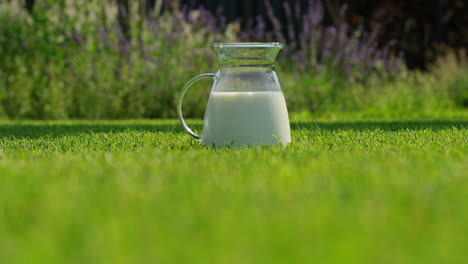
1 112 467 263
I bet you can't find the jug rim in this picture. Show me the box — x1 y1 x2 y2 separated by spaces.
213 42 284 49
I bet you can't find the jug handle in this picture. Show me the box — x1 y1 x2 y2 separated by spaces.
177 73 215 140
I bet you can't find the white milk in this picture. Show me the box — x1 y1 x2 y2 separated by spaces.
202 91 291 147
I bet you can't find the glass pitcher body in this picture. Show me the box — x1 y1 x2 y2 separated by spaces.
178 43 291 147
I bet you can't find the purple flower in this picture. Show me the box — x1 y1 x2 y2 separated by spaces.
308 0 324 25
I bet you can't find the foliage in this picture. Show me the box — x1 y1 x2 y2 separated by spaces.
0 116 467 263
240 0 404 83
0 1 464 119
0 0 234 119
281 69 455 116
339 0 468 69
429 49 468 108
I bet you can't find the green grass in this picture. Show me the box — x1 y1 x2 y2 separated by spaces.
1 113 467 263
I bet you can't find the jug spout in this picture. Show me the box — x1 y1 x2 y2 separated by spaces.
213 42 284 67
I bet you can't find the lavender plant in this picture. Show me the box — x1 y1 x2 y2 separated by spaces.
62 0 237 118
0 0 236 119
240 0 404 83
0 0 456 119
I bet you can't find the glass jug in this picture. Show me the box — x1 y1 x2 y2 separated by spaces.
177 42 291 147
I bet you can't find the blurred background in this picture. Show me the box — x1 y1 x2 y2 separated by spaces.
0 0 467 119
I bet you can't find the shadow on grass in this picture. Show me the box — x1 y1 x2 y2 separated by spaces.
0 120 466 139
292 120 468 131
0 122 196 139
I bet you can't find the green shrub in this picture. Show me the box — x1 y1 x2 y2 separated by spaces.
430 49 468 108
0 1 465 119
0 1 235 119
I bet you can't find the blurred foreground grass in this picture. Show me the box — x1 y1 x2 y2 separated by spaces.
0 113 467 263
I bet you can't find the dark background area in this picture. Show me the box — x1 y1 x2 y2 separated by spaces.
176 0 468 69
23 0 468 69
